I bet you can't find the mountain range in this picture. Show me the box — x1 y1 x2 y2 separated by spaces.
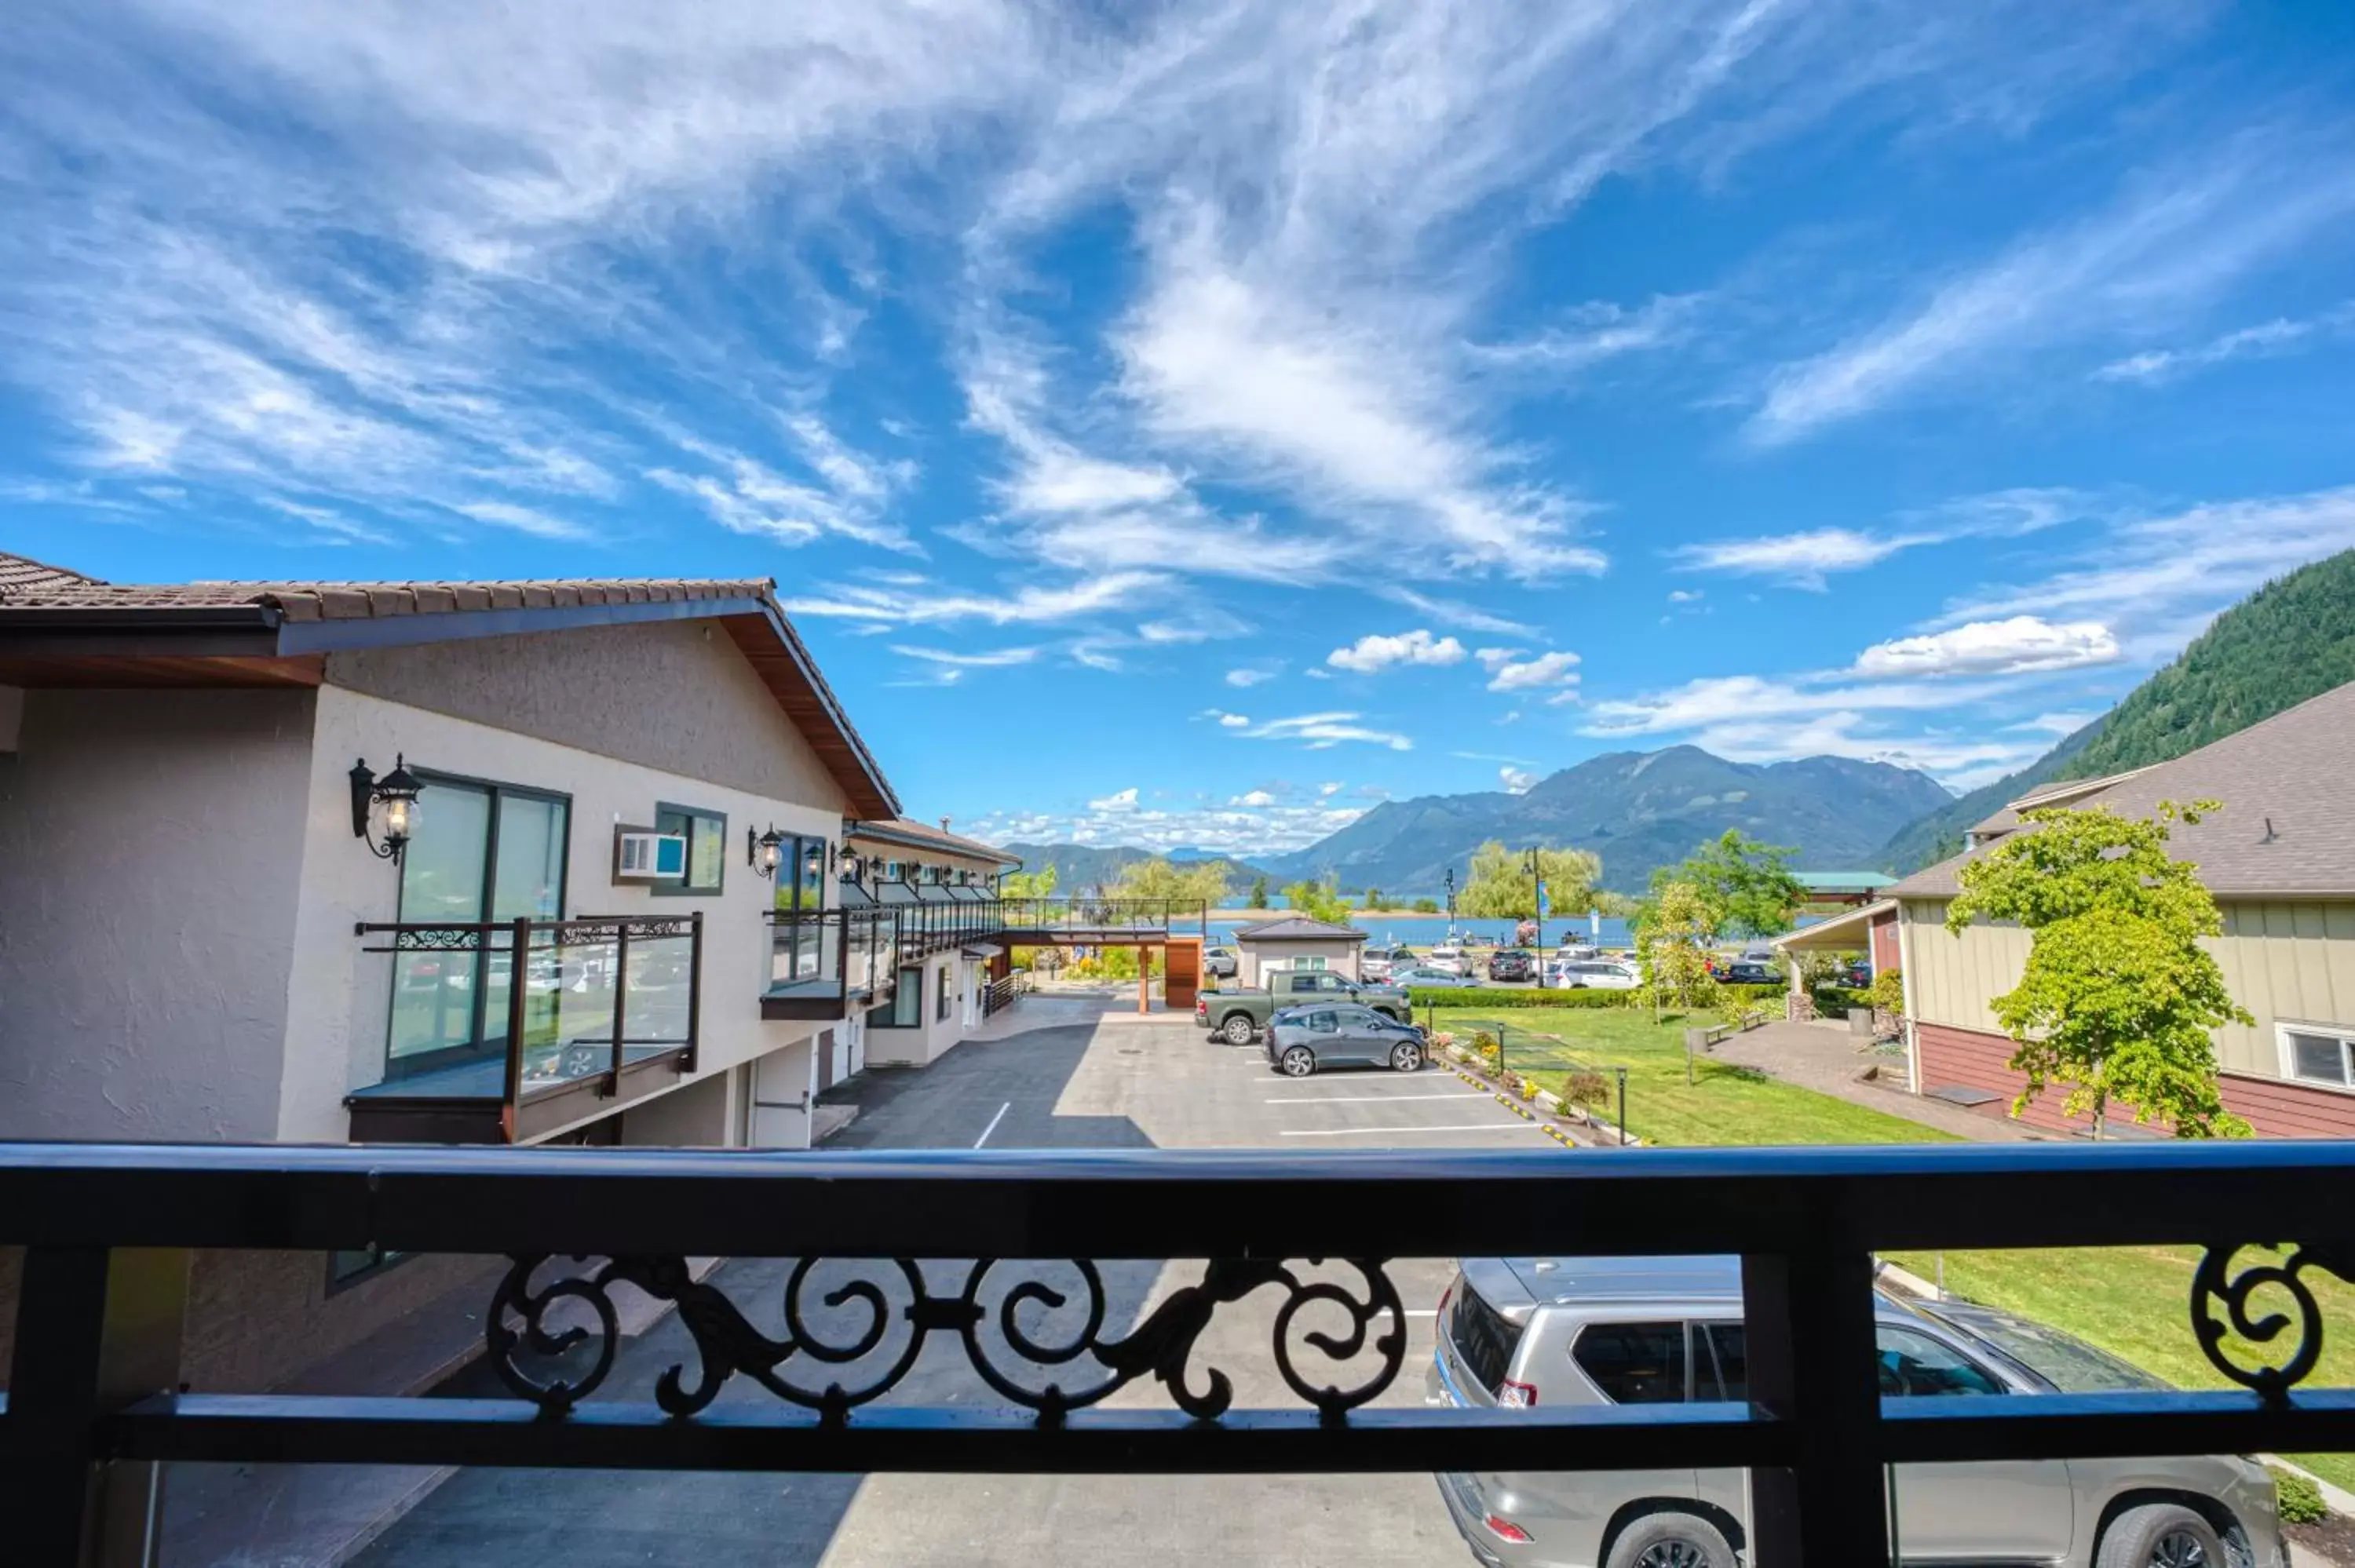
1257 747 1952 894
997 842 1282 891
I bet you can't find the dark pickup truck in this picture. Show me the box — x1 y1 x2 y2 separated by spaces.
1195 969 1413 1043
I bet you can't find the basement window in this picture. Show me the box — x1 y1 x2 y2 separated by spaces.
2280 1026 2355 1090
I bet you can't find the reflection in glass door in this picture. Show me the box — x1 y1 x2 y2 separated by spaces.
386 777 571 1078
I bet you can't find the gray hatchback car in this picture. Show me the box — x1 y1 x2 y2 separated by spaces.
1265 1003 1427 1076
1428 1256 2284 1568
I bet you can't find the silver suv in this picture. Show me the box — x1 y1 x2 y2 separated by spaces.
1428 1256 2284 1568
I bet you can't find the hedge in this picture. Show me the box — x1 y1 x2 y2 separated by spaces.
1408 983 1785 1012
1811 985 1870 1013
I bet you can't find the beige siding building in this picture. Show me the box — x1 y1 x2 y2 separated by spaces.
1884 683 2355 1138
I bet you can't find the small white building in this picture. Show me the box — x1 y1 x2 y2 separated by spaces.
1232 915 1368 986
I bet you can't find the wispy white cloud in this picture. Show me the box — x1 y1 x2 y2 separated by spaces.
779 569 1159 629
1229 789 1278 807
2093 302 2355 385
1673 489 2087 588
447 499 597 542
1748 137 2355 444
1089 786 1141 812
890 644 1039 668
1852 616 2119 678
1225 666 1277 687
1483 650 1583 695
1467 296 1702 375
1375 587 1540 637
1327 629 1467 674
1244 711 1415 752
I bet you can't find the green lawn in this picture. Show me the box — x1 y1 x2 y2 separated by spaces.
1429 1005 1957 1148
1882 1243 2355 1493
1436 1005 2355 1491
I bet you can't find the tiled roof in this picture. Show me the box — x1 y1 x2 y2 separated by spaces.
1891 680 2355 899
0 552 106 597
0 567 766 620
847 816 1020 866
1234 915 1369 943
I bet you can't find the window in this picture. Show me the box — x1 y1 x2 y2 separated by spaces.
1573 1322 1688 1404
1448 1282 1526 1395
1875 1326 2005 1398
2281 1026 2355 1089
389 773 570 1078
1699 1322 1747 1401
652 803 726 896
937 964 951 1021
1303 1011 1339 1034
873 965 924 1027
774 833 825 914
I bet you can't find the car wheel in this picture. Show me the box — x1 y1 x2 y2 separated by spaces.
1279 1045 1316 1078
2096 1504 2226 1568
1221 1015 1254 1045
1389 1041 1423 1072
1605 1512 1734 1568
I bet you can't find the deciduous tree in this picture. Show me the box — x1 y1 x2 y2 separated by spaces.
1001 862 1058 898
1457 840 1602 921
1280 878 1354 924
1944 800 2251 1138
1636 879 1720 1018
1651 830 1805 939
1247 874 1270 910
1112 857 1229 906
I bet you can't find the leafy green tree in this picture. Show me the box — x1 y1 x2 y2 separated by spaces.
1944 800 2251 1138
1280 878 1355 924
1001 862 1058 898
1651 830 1805 939
1457 840 1602 921
1247 874 1270 910
1360 886 1385 910
1411 896 1440 913
1635 880 1720 1018
1112 857 1229 906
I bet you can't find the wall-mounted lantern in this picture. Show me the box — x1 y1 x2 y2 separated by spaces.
349 756 423 864
747 824 787 879
805 840 832 884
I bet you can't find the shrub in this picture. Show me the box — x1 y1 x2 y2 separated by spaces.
1565 1070 1609 1105
1813 984 1868 1013
1868 967 1906 1018
2273 1466 2328 1525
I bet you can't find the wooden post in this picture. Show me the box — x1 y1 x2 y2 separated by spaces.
1137 954 1149 1015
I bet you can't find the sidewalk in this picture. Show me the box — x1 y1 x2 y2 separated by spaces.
1708 1019 2050 1143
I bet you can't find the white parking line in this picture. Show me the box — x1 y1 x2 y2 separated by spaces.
1263 1092 1489 1104
973 1101 1010 1148
1276 1123 1539 1137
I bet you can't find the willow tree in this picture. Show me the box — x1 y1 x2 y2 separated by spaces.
1944 800 2251 1138
1456 840 1603 921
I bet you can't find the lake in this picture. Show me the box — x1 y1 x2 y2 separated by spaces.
1203 913 1633 950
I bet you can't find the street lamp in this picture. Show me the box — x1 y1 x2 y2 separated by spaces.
1526 847 1545 954
1443 867 1455 929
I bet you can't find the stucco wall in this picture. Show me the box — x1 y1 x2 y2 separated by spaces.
279 684 840 1143
1238 940 1363 987
864 950 973 1067
325 619 853 818
1902 895 2355 1085
0 689 316 1141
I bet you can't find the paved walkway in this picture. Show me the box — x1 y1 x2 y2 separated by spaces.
1709 1019 2050 1143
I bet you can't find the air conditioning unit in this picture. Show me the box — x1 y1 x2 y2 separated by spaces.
614 829 688 881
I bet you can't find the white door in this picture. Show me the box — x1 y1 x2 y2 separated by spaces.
748 1043 812 1149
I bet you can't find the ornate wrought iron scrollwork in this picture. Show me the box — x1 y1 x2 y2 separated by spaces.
484 1253 1407 1425
2192 1242 2355 1402
390 926 487 951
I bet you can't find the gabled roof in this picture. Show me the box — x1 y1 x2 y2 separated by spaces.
0 554 900 819
1891 679 2355 900
1966 768 2154 843
1792 871 1893 892
846 816 1021 868
1234 915 1369 943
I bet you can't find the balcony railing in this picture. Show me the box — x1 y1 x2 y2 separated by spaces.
762 905 900 1019
5 1140 2353 1565
345 913 702 1143
994 895 1209 939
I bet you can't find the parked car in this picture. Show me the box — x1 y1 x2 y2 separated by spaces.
1203 945 1239 979
1429 1254 2284 1568
1716 960 1780 986
1546 958 1641 990
1841 957 1873 987
1426 940 1469 975
1194 968 1412 1044
1361 946 1416 982
1265 1004 1427 1077
1393 965 1476 988
1552 943 1601 963
1485 949 1535 983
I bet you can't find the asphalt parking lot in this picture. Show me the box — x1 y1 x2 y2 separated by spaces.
353 999 1541 1568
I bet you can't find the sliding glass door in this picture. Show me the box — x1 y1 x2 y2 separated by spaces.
387 775 571 1078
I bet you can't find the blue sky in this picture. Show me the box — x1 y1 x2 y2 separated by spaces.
5 3 2354 859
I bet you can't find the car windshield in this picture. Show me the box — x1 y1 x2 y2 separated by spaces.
1924 1305 2169 1393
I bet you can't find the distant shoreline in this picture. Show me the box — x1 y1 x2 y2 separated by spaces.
1206 906 1520 921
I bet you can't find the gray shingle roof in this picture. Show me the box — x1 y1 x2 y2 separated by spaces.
1893 680 2355 899
1234 916 1370 943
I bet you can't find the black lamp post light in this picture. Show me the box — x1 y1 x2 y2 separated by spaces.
349 756 423 865
747 825 787 879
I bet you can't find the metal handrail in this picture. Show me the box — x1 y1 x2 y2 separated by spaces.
2 1139 2353 1563
765 904 899 1001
